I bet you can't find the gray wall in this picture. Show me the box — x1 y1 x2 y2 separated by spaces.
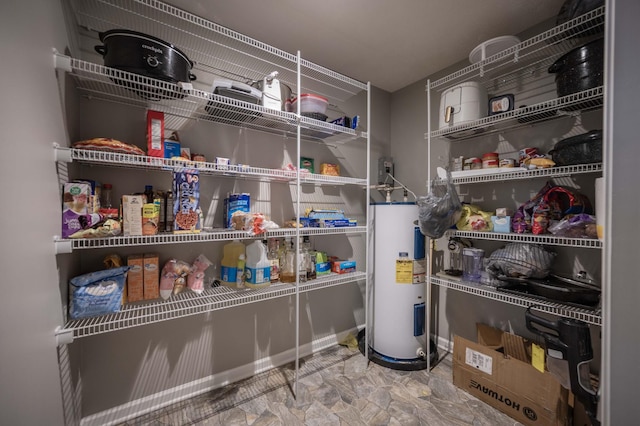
0 0 69 424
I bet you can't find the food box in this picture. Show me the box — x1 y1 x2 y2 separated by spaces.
122 195 144 236
300 157 314 173
143 253 160 300
126 254 144 303
61 181 92 238
224 193 250 229
320 163 340 176
317 219 357 228
173 168 201 233
68 266 129 319
142 202 160 235
147 110 164 158
453 324 569 426
164 140 181 159
331 259 356 274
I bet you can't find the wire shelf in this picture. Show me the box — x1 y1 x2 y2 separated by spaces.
55 146 368 187
430 275 601 325
429 7 605 92
57 55 365 143
54 226 367 252
59 272 365 340
446 230 602 249
67 0 367 103
435 163 602 185
430 86 603 140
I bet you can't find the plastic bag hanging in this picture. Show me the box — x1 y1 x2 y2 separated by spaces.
417 167 462 238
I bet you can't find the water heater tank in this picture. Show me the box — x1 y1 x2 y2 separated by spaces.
370 202 427 361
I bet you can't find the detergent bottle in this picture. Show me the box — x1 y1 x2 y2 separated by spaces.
245 240 271 288
220 240 245 287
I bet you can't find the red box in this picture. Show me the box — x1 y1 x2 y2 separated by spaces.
147 110 164 157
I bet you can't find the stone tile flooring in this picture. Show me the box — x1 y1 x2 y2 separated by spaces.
121 344 522 425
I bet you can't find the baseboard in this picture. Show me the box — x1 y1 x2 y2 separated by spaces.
80 326 362 426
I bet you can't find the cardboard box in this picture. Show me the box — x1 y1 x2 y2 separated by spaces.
147 110 164 157
126 255 144 302
453 325 569 426
164 140 181 158
122 195 144 236
143 253 160 300
223 193 250 229
331 259 356 274
61 181 92 238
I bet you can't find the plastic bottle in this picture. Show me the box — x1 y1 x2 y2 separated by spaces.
268 238 280 283
220 240 245 288
298 237 307 283
236 254 246 288
98 183 119 219
245 240 271 288
280 237 296 283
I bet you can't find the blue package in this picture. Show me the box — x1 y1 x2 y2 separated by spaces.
69 266 130 320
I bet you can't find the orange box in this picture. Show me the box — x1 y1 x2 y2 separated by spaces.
143 253 160 300
127 254 144 302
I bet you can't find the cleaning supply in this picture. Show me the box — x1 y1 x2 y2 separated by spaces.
220 239 245 288
245 240 271 288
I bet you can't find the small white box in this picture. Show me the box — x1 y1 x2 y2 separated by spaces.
122 195 144 236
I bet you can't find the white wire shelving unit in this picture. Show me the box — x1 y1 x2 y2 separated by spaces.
431 275 601 326
424 8 605 369
55 272 366 343
57 0 372 396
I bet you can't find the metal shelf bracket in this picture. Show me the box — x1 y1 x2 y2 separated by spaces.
53 49 72 72
54 237 73 254
55 326 74 346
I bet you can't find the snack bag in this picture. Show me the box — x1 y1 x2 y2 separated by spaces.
187 254 213 294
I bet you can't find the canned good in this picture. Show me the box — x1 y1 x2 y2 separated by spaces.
192 153 206 162
500 158 516 168
464 157 482 170
482 152 499 168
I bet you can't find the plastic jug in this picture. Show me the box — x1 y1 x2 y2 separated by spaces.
462 247 485 282
245 240 271 288
220 240 245 287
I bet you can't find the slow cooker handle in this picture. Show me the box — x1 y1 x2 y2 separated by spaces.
94 45 107 56
189 73 197 81
548 58 565 74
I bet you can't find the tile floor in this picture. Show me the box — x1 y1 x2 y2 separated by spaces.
120 344 522 425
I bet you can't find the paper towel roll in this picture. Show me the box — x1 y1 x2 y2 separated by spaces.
595 177 604 240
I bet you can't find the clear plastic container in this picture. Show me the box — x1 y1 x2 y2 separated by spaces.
292 93 328 115
245 240 271 288
220 240 245 288
462 248 485 282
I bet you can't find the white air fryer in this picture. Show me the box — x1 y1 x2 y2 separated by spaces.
439 81 488 129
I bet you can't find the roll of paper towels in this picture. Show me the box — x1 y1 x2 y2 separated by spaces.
595 177 604 240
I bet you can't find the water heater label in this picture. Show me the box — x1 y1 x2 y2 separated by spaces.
395 259 413 284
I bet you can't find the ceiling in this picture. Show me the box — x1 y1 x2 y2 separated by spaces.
168 0 567 93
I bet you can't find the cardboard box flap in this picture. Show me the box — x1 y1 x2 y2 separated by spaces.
477 323 504 350
501 330 530 363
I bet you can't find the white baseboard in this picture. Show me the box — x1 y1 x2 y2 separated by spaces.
80 327 362 426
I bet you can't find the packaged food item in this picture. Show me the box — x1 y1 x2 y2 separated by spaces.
187 254 213 294
68 266 130 320
143 253 160 300
61 181 92 238
482 152 499 168
320 163 340 176
126 254 144 302
159 259 194 299
147 110 164 158
331 259 356 274
142 202 160 235
224 193 250 229
122 195 144 236
300 157 314 173
173 168 202 233
164 140 181 158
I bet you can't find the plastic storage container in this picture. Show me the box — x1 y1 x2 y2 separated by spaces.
220 240 245 288
245 240 271 288
292 93 329 115
462 248 485 282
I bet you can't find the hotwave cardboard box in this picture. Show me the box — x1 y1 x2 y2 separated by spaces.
453 325 569 426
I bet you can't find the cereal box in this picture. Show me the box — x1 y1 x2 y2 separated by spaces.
61 181 92 238
224 193 250 228
173 168 201 233
147 110 164 158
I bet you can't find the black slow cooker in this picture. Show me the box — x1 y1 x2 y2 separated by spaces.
95 29 196 99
